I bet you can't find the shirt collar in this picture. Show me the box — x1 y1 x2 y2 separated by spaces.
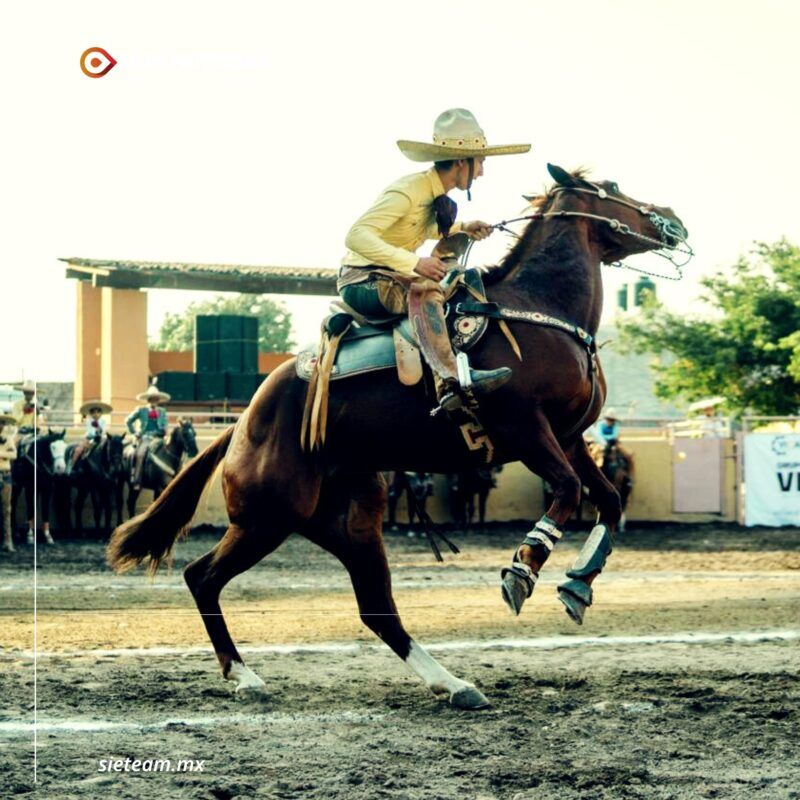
426 167 446 199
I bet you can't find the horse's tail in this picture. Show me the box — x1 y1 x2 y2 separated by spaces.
106 425 234 575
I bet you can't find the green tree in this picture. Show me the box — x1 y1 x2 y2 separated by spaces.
151 294 295 353
617 239 800 416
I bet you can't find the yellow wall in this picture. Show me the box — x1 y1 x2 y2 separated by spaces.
27 431 736 529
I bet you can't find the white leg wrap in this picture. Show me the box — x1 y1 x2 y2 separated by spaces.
405 640 470 695
227 661 266 693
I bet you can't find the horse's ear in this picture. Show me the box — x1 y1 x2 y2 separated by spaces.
547 163 577 187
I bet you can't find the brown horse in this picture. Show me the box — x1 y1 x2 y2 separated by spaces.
108 165 688 710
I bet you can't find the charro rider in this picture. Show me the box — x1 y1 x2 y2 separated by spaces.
12 379 44 447
594 408 634 466
0 413 17 552
126 383 169 490
338 108 530 411
69 400 112 474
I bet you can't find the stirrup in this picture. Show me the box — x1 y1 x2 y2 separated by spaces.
430 391 465 417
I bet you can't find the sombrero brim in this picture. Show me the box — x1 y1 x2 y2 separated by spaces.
0 414 17 426
136 392 171 404
689 396 726 413
397 140 531 162
79 401 113 416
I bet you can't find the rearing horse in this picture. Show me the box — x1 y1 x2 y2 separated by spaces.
108 166 688 710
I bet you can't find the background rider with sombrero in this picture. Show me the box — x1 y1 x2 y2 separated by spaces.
0 412 17 552
126 383 170 490
68 400 113 474
12 379 46 451
338 108 530 412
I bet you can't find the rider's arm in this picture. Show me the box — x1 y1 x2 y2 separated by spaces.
125 408 139 434
344 189 421 274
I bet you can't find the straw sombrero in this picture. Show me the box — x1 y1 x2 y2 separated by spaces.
136 384 171 404
397 108 530 163
0 413 17 426
602 407 618 420
79 400 113 417
689 396 725 413
16 379 36 393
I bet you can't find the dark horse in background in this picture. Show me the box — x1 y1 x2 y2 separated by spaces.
386 471 434 531
66 434 126 536
109 166 689 710
123 420 198 518
449 466 503 528
12 429 67 545
589 440 634 533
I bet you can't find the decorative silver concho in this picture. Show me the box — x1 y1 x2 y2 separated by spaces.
453 315 486 350
296 349 318 381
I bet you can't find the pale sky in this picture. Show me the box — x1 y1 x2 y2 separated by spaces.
2 0 799 381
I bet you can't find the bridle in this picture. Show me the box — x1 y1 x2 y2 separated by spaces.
462 182 694 281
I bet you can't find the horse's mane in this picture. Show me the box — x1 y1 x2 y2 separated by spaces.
483 167 592 286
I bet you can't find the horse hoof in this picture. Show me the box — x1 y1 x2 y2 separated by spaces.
450 685 490 710
235 682 269 701
26 532 34 545
2 543 15 553
44 535 55 546
500 565 535 616
558 588 587 625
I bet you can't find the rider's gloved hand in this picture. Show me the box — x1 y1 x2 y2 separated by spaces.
414 256 448 281
463 221 494 241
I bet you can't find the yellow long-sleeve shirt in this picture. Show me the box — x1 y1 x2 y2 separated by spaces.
0 431 16 472
340 167 463 286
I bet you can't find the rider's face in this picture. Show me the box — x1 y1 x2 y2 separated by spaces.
455 157 484 190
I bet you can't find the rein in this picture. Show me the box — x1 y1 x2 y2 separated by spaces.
461 184 694 281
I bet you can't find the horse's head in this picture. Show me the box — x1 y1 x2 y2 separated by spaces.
545 163 691 268
106 434 126 472
177 417 199 458
45 428 68 474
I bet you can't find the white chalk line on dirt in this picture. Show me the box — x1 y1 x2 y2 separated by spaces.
0 710 387 738
5 628 799 661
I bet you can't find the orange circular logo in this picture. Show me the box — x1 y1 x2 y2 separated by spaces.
80 47 117 78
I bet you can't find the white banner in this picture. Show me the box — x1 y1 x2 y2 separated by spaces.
744 433 800 527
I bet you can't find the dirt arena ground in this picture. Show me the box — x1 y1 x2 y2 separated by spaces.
2 523 799 799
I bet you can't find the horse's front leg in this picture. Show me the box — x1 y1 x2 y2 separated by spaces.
556 438 618 624
499 412 582 616
40 484 55 545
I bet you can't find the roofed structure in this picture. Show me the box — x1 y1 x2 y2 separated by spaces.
61 257 339 296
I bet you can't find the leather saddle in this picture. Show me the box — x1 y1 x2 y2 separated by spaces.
295 266 490 385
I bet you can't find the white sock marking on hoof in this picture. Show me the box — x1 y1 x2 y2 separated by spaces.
227 661 266 694
26 530 34 545
405 640 472 698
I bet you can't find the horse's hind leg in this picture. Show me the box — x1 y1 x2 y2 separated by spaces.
303 472 489 710
184 523 290 696
555 438 619 625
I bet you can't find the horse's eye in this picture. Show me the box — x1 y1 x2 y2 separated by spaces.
609 182 619 193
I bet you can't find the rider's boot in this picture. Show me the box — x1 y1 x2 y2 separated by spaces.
408 279 511 412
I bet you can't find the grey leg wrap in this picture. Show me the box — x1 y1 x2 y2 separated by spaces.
557 524 613 626
500 516 563 616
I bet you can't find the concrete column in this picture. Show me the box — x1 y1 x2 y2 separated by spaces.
74 282 103 415
100 288 149 414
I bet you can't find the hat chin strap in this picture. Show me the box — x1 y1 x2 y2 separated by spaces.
466 158 474 201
